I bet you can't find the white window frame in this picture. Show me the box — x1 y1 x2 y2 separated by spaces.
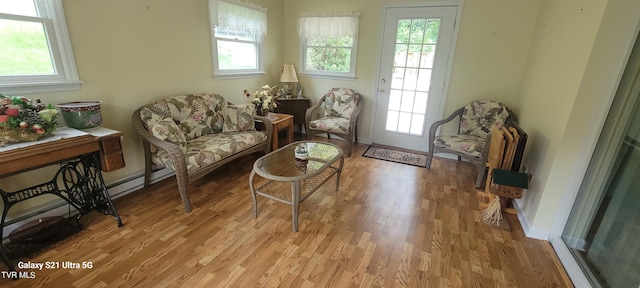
209 0 266 79
0 0 81 95
298 12 360 80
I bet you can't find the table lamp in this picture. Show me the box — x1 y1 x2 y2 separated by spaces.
279 64 299 98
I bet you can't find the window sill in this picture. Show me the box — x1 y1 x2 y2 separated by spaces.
298 72 355 81
0 80 83 95
213 71 265 80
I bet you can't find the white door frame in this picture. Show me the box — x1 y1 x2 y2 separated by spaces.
369 0 464 150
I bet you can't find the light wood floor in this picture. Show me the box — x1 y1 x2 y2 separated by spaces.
0 139 573 287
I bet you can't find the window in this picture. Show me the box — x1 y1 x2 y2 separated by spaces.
209 0 267 79
298 12 360 80
0 0 81 94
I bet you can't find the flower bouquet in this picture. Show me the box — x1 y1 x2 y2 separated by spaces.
245 84 279 116
0 93 59 147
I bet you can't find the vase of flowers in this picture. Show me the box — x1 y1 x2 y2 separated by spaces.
246 85 279 116
0 93 59 147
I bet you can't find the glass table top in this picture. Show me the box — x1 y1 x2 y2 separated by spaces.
253 141 343 179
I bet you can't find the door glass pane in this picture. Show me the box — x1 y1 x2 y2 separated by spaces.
424 19 440 44
403 68 419 90
410 114 425 134
421 45 436 68
391 68 405 89
386 111 399 131
398 112 412 133
0 19 54 76
416 69 432 92
409 19 426 43
396 20 411 44
386 17 441 136
406 45 422 68
400 91 415 112
414 92 428 113
388 90 402 111
394 44 408 66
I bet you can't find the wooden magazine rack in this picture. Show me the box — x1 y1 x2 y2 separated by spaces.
478 121 529 225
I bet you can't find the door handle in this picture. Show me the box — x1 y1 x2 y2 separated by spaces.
379 88 385 92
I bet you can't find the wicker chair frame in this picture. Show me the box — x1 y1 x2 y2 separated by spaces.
305 89 363 157
426 103 512 187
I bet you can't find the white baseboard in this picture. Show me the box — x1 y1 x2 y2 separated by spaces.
513 199 550 240
2 168 175 240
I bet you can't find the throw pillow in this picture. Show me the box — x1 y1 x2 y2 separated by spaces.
223 104 256 133
150 118 188 153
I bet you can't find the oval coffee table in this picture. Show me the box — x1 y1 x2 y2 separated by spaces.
249 140 344 232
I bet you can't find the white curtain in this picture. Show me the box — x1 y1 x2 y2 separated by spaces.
212 0 267 36
297 12 360 39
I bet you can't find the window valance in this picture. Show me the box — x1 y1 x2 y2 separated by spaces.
211 0 268 36
297 12 360 39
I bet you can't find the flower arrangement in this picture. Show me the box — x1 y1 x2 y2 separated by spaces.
0 93 59 146
245 84 279 115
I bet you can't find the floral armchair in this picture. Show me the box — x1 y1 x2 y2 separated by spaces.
305 88 362 157
426 100 512 187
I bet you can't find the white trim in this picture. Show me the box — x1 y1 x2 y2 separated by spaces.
0 80 82 95
1 168 175 240
298 72 356 81
513 199 549 240
551 238 598 288
47 0 80 83
212 71 265 80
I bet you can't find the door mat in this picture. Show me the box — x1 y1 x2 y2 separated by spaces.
362 146 427 167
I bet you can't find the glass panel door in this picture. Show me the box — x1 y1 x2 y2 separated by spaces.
373 5 458 152
560 34 640 288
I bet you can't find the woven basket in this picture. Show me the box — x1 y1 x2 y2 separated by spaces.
0 129 52 147
489 183 523 199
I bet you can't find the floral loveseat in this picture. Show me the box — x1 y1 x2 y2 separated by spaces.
132 93 272 212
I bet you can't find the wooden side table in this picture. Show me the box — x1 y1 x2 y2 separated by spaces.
267 113 294 149
277 98 310 132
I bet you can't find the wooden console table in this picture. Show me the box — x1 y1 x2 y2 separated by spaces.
0 127 125 272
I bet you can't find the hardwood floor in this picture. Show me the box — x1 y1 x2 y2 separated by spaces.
0 139 573 287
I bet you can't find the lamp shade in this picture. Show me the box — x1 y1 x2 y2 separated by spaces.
280 65 299 83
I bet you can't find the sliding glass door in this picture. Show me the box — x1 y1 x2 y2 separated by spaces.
560 35 640 288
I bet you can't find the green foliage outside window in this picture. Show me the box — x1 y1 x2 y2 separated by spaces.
396 19 440 53
305 35 353 73
0 20 54 76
